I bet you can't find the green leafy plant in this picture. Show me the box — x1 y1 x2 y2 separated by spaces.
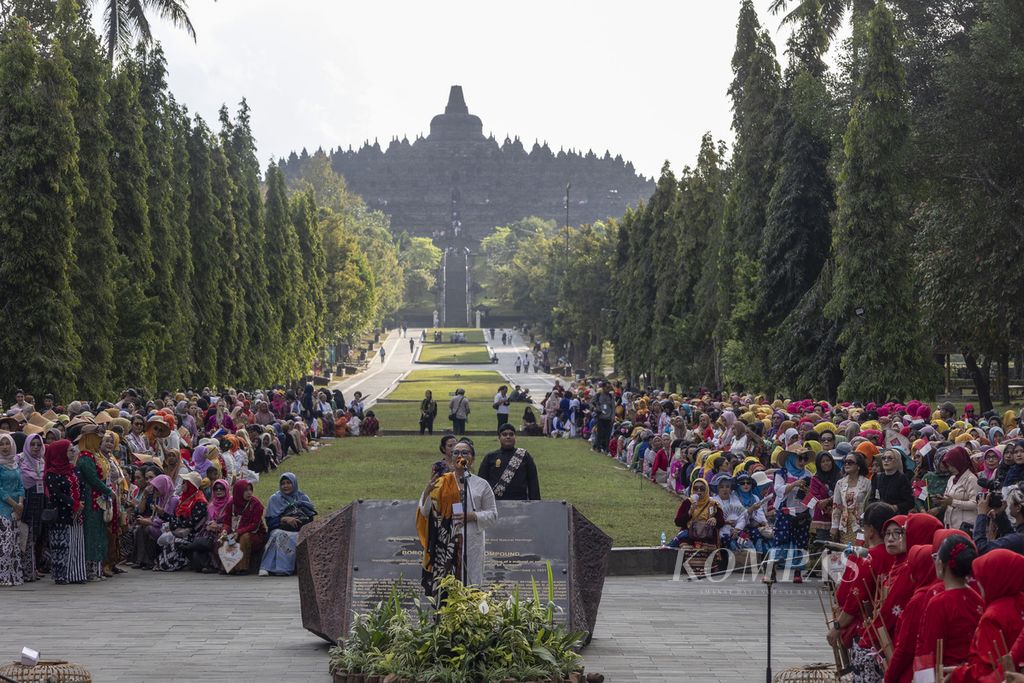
329 563 586 681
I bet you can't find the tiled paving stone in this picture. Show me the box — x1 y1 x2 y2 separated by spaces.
3 571 832 681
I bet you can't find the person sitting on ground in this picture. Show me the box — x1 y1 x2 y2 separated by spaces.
221 479 266 576
665 478 724 548
259 473 316 577
361 410 380 436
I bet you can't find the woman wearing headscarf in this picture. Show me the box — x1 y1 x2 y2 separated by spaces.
903 533 982 683
251 432 275 474
45 439 87 584
16 432 46 581
219 479 265 575
946 549 1024 682
939 445 979 531
75 427 114 580
131 473 175 570
161 449 184 489
205 399 236 436
98 431 129 576
415 440 496 597
0 434 25 586
665 478 724 548
186 477 231 573
772 448 813 582
189 444 217 484
155 471 207 572
869 448 915 515
809 450 839 542
260 472 315 576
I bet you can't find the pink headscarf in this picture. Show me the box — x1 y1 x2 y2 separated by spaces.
18 433 45 490
206 478 232 523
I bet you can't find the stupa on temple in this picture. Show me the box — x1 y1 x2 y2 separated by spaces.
279 86 654 243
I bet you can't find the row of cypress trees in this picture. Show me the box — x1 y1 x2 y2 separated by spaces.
0 2 342 402
610 0 1024 407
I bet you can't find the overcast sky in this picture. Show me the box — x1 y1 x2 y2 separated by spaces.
148 0 841 179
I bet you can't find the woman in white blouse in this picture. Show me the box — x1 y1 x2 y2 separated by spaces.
417 439 497 589
831 451 871 544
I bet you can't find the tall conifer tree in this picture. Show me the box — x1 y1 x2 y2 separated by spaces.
107 62 157 391
826 2 935 400
210 142 246 383
166 98 196 384
292 190 325 370
186 117 226 386
137 45 193 390
0 18 82 400
720 0 782 388
58 0 119 399
264 164 302 380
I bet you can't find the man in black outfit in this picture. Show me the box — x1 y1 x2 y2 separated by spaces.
478 424 541 501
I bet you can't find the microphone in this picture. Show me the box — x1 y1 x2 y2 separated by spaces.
813 539 869 558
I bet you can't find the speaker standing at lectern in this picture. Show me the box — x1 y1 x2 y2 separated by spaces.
416 439 497 597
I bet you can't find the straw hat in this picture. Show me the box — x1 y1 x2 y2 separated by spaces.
146 415 171 439
41 409 59 421
180 471 203 490
23 422 47 436
28 412 50 429
96 411 113 425
0 414 25 431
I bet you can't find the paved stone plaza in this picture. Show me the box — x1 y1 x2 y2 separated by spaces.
2 571 831 682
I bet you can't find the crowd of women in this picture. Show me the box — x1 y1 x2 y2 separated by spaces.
580 387 1024 681
0 387 322 587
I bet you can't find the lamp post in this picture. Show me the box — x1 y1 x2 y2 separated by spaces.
564 182 571 267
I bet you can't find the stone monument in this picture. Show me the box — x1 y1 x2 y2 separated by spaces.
296 499 613 644
279 86 654 244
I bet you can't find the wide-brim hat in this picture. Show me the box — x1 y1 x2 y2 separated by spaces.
180 471 203 490
96 411 113 425
41 409 59 421
28 412 50 429
751 471 772 487
23 422 47 436
146 415 171 438
0 415 24 431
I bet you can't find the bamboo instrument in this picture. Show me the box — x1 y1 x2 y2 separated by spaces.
1000 632 1017 675
935 638 943 683
817 588 845 678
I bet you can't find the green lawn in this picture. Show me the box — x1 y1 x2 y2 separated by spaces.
385 369 508 401
425 328 486 343
369 399 498 431
255 436 678 547
417 343 491 364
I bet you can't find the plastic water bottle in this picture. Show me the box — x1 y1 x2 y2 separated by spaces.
660 531 667 546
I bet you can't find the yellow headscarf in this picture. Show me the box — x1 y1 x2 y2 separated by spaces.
1004 410 1018 433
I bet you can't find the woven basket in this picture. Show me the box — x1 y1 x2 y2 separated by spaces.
0 660 92 683
772 663 839 682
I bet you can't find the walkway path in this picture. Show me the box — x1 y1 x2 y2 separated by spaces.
329 327 559 410
2 572 831 682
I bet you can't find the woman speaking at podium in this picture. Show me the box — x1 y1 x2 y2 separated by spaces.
416 438 498 599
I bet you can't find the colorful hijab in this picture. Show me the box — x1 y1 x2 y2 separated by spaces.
265 472 312 518
150 474 177 514
942 445 974 482
18 432 45 489
206 479 232 523
176 478 207 520
0 433 16 468
190 445 214 478
43 439 80 512
689 479 714 522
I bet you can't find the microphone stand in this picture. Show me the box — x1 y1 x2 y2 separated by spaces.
765 559 776 683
